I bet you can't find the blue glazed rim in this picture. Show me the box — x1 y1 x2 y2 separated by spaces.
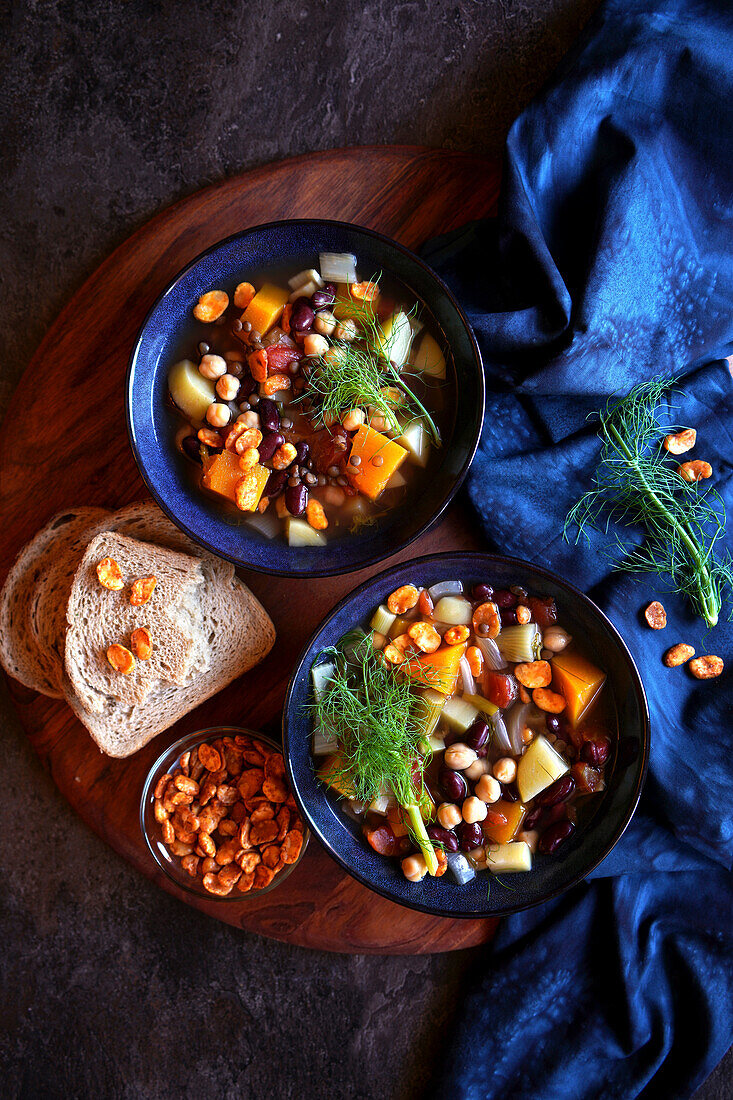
282 551 650 918
126 219 485 578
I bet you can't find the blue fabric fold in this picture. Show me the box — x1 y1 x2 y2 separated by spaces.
421 1 733 1096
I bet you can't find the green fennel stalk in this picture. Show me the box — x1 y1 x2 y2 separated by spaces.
311 635 438 875
564 377 733 627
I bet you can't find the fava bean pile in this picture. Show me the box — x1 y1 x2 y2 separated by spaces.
153 733 304 895
313 578 615 886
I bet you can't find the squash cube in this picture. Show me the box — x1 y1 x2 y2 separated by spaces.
401 642 466 696
202 450 244 503
346 424 408 500
242 283 290 335
482 799 526 845
552 648 606 726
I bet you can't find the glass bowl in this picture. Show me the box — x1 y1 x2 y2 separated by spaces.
140 726 309 900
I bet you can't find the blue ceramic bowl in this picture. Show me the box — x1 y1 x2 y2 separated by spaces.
282 552 649 918
126 220 484 577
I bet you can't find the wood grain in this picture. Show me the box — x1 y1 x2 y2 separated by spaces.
0 146 501 953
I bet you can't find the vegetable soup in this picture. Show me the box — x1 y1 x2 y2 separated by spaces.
311 578 616 885
166 253 451 546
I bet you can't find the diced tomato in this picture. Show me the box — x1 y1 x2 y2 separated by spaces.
310 426 350 473
484 670 519 709
363 824 411 858
265 344 301 373
571 763 603 794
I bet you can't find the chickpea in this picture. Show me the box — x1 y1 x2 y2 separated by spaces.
493 757 517 784
303 333 330 357
543 627 572 652
237 410 260 430
437 802 462 830
199 353 227 380
323 486 346 507
342 408 366 432
369 415 388 432
206 402 231 428
334 319 357 341
462 796 488 824
314 310 337 336
464 758 491 782
444 743 478 771
475 774 501 804
401 854 427 882
215 373 240 401
371 631 386 650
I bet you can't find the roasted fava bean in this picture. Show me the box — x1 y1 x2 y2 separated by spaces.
387 585 419 615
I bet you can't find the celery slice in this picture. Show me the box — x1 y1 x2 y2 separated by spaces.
370 604 396 636
414 689 446 742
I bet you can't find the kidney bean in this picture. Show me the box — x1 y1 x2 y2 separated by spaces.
259 398 280 433
285 483 308 516
439 767 468 802
458 821 484 852
580 738 611 767
522 805 544 831
322 281 337 297
291 299 315 332
538 819 575 854
238 373 257 398
427 825 459 853
500 608 518 627
536 774 575 807
442 729 464 748
464 718 490 757
543 803 569 826
181 436 202 463
295 441 309 464
258 431 285 463
473 583 494 601
311 288 335 309
484 670 518 709
545 715 561 735
528 595 558 628
501 782 520 803
493 589 517 609
264 470 287 497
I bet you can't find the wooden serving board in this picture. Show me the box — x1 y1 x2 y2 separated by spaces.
0 146 501 954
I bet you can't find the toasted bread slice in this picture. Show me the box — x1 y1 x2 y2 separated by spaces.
62 551 275 757
0 507 110 697
64 531 208 714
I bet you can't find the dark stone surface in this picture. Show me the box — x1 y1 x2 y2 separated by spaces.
1 2 730 1098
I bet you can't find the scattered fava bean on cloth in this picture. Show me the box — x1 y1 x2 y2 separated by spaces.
663 643 695 668
688 655 724 680
644 601 667 629
663 428 697 454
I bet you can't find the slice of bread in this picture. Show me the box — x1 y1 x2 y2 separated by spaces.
65 531 209 714
31 500 209 695
62 549 275 757
0 507 110 697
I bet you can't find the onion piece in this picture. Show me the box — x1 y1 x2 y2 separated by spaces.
491 713 513 755
319 252 357 284
428 580 464 601
475 636 506 671
504 702 533 755
458 656 476 696
446 852 477 885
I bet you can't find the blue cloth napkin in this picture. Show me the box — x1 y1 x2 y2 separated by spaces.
421 1 733 1096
